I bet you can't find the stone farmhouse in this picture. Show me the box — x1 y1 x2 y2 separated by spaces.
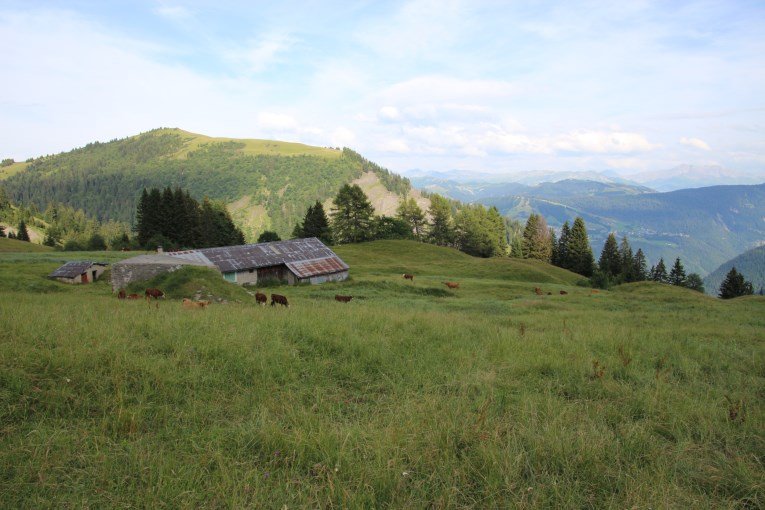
49 261 108 284
111 238 348 291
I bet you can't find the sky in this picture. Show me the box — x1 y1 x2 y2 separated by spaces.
1 0 764 177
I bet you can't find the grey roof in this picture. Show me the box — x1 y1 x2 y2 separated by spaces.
168 237 349 275
49 261 107 278
113 254 215 267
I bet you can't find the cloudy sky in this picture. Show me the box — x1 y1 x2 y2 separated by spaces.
1 0 763 177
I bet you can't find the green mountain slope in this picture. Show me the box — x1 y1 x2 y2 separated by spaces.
0 129 412 241
482 183 765 275
703 245 765 295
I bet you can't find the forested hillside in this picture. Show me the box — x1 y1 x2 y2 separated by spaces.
703 245 765 295
0 129 412 240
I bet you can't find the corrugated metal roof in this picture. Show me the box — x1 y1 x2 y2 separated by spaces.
286 256 348 278
167 237 349 276
49 261 106 278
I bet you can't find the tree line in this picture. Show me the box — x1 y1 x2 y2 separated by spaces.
135 187 244 250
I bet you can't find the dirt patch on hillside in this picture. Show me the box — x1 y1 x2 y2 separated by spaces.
323 171 431 217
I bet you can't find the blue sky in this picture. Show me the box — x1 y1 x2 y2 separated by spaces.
1 0 763 177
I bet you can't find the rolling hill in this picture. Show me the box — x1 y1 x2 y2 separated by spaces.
0 129 421 242
703 245 765 295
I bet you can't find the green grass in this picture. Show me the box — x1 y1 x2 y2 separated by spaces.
1 241 763 508
0 238 54 253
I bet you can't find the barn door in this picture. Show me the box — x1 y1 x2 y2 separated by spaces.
81 272 89 284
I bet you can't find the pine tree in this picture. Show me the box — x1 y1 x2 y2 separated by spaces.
521 214 552 261
43 231 57 246
651 258 668 283
0 225 5 237
330 184 375 244
556 221 571 269
549 228 558 265
633 249 648 281
16 220 30 242
427 194 455 247
669 257 687 286
598 233 621 277
718 267 754 299
8 231 16 239
302 201 332 244
567 217 594 277
396 197 426 239
619 236 634 282
510 235 524 258
487 207 509 256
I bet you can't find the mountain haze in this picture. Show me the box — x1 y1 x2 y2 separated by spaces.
703 245 765 295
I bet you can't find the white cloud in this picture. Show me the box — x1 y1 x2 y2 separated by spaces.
680 137 711 151
330 127 356 148
155 4 191 21
257 112 298 131
554 131 656 154
378 106 401 122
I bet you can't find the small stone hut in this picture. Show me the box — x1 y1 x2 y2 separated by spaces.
110 254 213 292
49 261 108 284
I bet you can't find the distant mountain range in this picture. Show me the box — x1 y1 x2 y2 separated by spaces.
412 171 765 276
407 164 764 192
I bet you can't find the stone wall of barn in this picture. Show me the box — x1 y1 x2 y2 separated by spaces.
234 268 259 285
110 263 188 292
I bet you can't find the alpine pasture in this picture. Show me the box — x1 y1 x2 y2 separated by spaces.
1 240 763 508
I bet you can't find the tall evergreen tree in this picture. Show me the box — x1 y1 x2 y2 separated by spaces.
16 220 30 242
567 217 594 277
633 249 648 281
302 201 332 244
487 207 509 256
668 257 687 286
510 235 524 258
718 267 754 299
427 194 455 247
619 236 635 282
330 184 375 244
651 258 668 283
521 213 552 261
598 233 621 277
556 221 571 269
396 197 426 239
549 228 559 266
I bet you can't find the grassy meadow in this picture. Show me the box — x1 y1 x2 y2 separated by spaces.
1 240 763 508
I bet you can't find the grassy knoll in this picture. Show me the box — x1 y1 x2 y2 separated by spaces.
164 129 342 159
0 238 53 253
1 241 763 508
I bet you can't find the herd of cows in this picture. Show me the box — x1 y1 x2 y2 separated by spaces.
115 273 581 309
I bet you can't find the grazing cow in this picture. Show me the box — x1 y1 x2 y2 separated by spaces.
335 294 353 303
534 287 543 295
559 290 568 295
255 292 268 306
117 289 126 300
145 288 165 301
443 281 460 289
403 273 414 281
127 293 141 300
183 298 210 309
271 294 289 308
591 289 600 294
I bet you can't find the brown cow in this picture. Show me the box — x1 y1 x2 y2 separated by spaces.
559 290 568 295
183 298 210 309
145 288 165 301
117 289 126 299
255 292 268 306
534 287 543 295
403 273 414 281
335 294 353 303
271 294 289 308
591 289 600 294
443 282 459 289
127 293 141 300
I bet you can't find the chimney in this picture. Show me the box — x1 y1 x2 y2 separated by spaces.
157 246 164 254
